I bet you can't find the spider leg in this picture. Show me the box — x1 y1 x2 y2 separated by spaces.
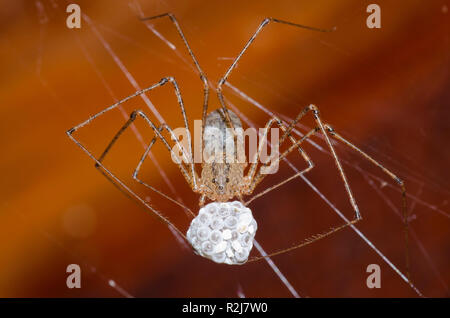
216 17 333 131
251 105 360 216
164 76 199 190
139 13 210 132
66 78 192 238
324 123 410 280
245 126 319 205
93 111 196 218
132 123 197 218
67 116 187 240
247 104 362 263
247 106 410 281
199 194 206 207
69 75 198 189
243 116 314 200
131 110 195 191
67 78 167 135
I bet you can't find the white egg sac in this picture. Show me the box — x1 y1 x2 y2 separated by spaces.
186 201 257 265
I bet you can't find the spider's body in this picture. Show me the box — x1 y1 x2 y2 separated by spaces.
199 109 247 203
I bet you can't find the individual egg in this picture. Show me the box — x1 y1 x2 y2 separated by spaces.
201 241 215 255
239 233 252 247
232 240 243 252
197 226 210 241
210 217 224 230
224 216 238 229
209 230 223 244
214 241 227 254
218 206 230 218
212 252 226 263
231 201 244 209
222 229 232 240
235 248 250 263
197 212 211 225
206 204 217 215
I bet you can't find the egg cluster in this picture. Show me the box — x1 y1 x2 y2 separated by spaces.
186 201 257 265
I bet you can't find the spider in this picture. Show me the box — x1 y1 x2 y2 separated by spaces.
67 13 409 267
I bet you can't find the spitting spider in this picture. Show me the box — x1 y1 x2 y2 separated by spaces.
67 13 409 266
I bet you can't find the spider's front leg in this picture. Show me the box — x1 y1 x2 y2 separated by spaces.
67 77 197 236
94 109 196 223
216 17 333 134
139 13 212 137
80 75 200 196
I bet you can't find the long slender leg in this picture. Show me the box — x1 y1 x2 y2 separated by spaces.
247 104 362 262
246 105 322 197
248 218 361 263
165 76 198 189
139 13 210 132
94 112 195 217
68 76 197 189
324 124 410 280
246 126 319 205
66 77 181 135
66 78 195 238
67 78 167 135
216 18 333 131
244 116 314 198
134 110 195 187
133 124 196 218
67 118 187 240
250 105 360 218
247 106 410 279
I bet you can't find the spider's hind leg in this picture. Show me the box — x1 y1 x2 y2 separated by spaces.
91 109 193 238
246 104 362 262
324 123 410 280
247 105 410 282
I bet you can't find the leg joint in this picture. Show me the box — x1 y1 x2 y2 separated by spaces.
159 77 169 85
308 104 319 112
262 18 271 26
324 123 335 134
130 110 139 120
66 127 75 136
395 177 404 186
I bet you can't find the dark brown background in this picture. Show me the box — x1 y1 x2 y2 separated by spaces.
0 0 449 297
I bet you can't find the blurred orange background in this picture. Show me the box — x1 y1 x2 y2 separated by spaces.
0 0 449 297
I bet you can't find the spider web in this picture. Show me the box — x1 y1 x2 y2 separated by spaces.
28 0 449 297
